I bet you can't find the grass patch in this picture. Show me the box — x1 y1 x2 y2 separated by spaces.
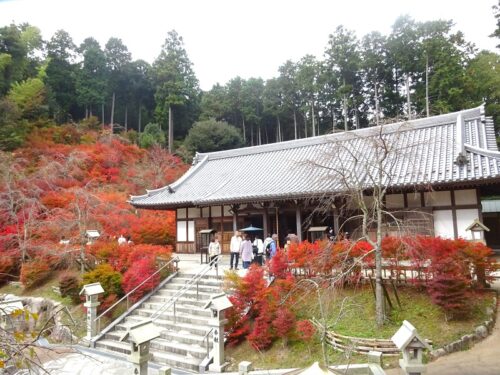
227 284 494 370
0 272 76 306
225 336 366 371
312 285 492 347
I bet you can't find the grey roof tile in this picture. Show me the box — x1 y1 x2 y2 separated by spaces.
130 106 500 209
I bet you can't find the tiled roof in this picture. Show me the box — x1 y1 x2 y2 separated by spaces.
130 106 500 209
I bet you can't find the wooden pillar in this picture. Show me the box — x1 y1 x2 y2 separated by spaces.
295 205 302 241
451 190 458 239
263 207 269 237
232 211 237 232
333 207 340 234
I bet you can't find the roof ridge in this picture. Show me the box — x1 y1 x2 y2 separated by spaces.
197 106 483 161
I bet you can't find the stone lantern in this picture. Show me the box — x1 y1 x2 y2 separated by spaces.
392 320 431 375
119 320 160 375
204 292 233 372
79 282 104 340
465 219 490 244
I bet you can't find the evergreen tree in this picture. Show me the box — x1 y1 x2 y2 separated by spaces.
153 30 200 153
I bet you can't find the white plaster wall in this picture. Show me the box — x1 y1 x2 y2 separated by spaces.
177 208 187 219
456 208 479 239
407 192 421 208
223 205 232 217
211 205 222 217
202 207 210 217
454 189 477 205
386 194 405 208
433 210 454 238
425 191 452 207
188 207 200 218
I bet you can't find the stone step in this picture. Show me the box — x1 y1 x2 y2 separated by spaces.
150 338 208 359
104 328 211 348
95 339 131 356
161 283 222 294
157 289 216 300
152 350 202 372
173 277 224 287
95 339 203 372
141 302 212 318
135 308 210 326
159 329 212 347
177 273 223 281
119 316 211 337
148 295 207 307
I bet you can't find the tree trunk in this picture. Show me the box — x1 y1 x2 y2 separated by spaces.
311 102 316 137
168 105 174 153
89 106 93 117
101 103 105 127
304 112 308 137
425 56 430 117
138 104 142 133
332 106 336 132
406 75 411 120
124 105 128 132
375 82 380 127
85 106 88 119
375 198 385 326
343 95 348 132
110 92 116 134
293 110 298 140
258 126 262 145
242 117 246 144
277 116 282 142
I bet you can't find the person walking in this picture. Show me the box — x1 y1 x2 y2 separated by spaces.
253 235 264 266
240 234 254 269
230 231 242 270
208 235 221 270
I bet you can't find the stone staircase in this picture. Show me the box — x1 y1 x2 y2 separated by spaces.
94 271 224 372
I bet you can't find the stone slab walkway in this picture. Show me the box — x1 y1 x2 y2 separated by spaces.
387 280 500 375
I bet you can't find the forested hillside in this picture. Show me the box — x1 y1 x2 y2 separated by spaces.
0 125 187 285
0 13 499 157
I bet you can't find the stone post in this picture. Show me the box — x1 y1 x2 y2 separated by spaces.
79 282 104 340
204 293 233 372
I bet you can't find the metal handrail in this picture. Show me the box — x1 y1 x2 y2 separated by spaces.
151 254 220 323
203 327 214 358
95 256 179 332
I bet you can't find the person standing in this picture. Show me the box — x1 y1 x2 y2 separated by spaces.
230 231 242 270
208 235 221 269
253 235 264 266
240 234 253 269
269 234 278 259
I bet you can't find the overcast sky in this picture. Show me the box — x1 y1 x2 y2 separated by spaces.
0 0 497 90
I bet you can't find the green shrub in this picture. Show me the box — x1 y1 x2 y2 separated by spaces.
59 272 81 304
82 264 123 298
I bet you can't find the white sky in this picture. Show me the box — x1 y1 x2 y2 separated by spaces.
0 0 497 90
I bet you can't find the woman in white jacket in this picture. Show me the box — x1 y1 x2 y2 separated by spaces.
208 235 221 269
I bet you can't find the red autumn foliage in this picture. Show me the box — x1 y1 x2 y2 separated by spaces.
122 257 160 303
0 252 18 284
296 320 316 342
0 125 186 287
20 260 51 289
272 307 296 345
